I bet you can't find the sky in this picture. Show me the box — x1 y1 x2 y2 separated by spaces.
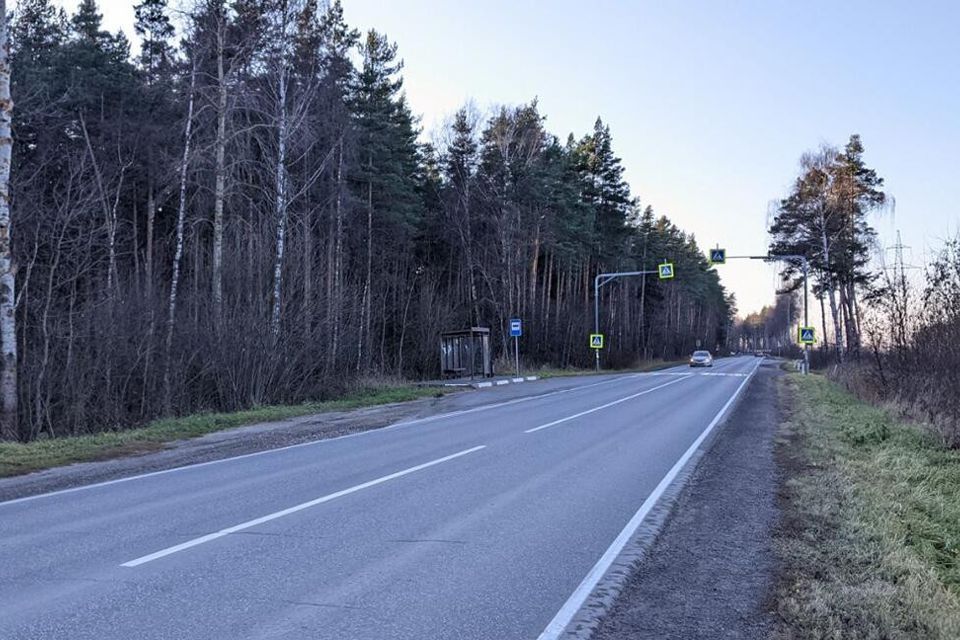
47 0 960 316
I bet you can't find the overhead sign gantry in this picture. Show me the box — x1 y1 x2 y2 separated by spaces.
710 248 811 374
592 266 672 371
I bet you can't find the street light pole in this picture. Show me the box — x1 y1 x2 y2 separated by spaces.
802 258 810 375
726 253 810 374
594 270 659 372
594 276 600 372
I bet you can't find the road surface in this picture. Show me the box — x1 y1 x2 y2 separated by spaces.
0 356 763 640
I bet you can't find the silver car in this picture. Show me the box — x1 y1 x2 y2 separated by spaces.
689 350 714 367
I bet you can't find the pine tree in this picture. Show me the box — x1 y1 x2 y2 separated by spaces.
71 0 128 59
443 108 480 325
134 0 174 83
11 0 66 64
572 117 633 261
351 29 423 371
831 134 884 356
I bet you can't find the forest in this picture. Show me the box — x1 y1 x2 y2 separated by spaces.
0 0 733 441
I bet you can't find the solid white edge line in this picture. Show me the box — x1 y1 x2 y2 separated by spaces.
0 373 646 508
524 376 691 433
121 445 487 568
535 359 762 640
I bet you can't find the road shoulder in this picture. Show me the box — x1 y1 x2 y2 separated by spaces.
590 363 781 640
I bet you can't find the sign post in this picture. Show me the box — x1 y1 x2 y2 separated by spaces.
509 318 522 377
714 249 811 374
593 268 662 372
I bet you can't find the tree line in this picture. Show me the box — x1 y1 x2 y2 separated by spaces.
0 0 733 441
732 293 799 357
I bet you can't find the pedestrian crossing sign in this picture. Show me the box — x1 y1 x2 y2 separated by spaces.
709 248 726 264
798 326 816 344
590 334 604 349
658 262 675 280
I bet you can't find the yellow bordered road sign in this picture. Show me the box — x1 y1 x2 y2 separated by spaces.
590 333 604 349
658 262 675 279
798 326 816 344
709 248 726 264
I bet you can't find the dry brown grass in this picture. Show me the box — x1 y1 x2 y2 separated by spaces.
773 373 960 639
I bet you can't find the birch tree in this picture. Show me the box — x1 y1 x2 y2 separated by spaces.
267 1 297 338
212 13 226 322
163 63 197 410
0 0 16 440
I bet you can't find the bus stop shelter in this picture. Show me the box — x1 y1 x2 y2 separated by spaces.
439 327 493 379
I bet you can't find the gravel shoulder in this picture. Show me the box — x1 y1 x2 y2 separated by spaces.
591 363 781 640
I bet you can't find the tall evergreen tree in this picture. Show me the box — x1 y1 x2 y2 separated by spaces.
350 29 423 371
71 0 128 58
134 0 175 83
572 117 633 260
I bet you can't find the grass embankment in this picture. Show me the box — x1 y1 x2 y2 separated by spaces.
775 373 960 639
0 385 447 478
536 359 689 378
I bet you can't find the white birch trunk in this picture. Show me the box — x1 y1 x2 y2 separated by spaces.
212 19 226 322
269 64 289 337
818 205 844 363
0 2 16 440
302 206 312 333
357 166 372 373
145 185 155 298
79 114 119 295
163 64 197 409
332 140 343 359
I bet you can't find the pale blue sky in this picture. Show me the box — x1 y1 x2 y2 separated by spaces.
62 0 960 314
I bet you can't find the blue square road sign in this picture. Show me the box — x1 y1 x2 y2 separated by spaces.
510 319 522 337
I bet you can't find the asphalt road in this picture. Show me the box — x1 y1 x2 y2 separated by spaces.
0 356 763 640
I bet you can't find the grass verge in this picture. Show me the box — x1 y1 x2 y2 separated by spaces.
774 372 960 639
0 385 448 478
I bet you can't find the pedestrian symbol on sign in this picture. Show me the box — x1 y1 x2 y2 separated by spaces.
709 248 726 264
658 262 675 280
798 326 816 344
590 334 604 349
